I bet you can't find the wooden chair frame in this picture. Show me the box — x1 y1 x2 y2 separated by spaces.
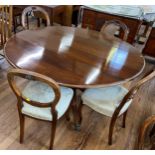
7 68 71 149
137 115 155 149
108 69 155 145
0 5 12 49
21 6 50 29
100 19 129 41
79 69 155 145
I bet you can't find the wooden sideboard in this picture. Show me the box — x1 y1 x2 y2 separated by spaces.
81 7 143 44
142 27 155 58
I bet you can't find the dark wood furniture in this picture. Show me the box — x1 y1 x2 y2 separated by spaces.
38 5 65 25
13 6 26 33
21 6 50 29
7 68 73 149
4 26 145 88
100 19 129 41
72 5 81 26
142 27 155 58
4 26 145 131
80 6 143 44
13 5 67 32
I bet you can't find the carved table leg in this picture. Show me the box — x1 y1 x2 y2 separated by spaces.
71 88 84 131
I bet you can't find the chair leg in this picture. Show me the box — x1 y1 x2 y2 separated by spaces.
65 107 71 121
137 120 150 149
13 16 16 33
78 99 83 124
108 116 117 145
26 13 29 29
122 110 128 128
149 123 155 138
37 18 40 27
19 115 25 143
49 112 57 150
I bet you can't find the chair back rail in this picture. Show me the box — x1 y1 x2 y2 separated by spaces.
0 5 12 48
100 19 129 41
7 69 61 110
21 6 50 29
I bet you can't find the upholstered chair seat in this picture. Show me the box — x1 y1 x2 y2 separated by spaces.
22 81 74 121
82 85 132 117
0 49 3 55
0 49 4 57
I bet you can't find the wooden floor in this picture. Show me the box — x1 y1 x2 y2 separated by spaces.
0 57 155 150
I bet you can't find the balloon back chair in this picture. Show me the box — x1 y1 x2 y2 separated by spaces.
100 19 129 41
7 68 74 149
81 70 155 145
21 6 50 30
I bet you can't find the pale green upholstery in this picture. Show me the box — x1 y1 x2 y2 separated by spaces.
21 81 74 121
82 86 132 117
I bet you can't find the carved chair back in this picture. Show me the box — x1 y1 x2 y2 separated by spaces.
0 5 12 48
100 19 129 41
7 69 61 116
21 6 50 29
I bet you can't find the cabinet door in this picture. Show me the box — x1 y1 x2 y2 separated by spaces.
143 28 155 58
81 9 96 30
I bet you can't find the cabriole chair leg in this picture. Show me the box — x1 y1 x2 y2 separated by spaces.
108 116 117 145
65 107 71 121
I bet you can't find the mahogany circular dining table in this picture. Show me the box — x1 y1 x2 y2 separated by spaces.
4 26 145 89
4 26 145 129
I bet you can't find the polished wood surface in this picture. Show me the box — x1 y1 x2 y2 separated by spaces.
81 8 142 44
0 60 154 149
4 26 145 88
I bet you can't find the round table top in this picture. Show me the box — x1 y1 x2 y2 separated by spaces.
4 26 145 88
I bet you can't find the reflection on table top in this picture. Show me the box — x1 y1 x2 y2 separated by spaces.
4 26 145 88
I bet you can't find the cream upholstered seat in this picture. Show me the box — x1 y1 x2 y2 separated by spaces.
0 49 3 55
22 81 74 121
80 70 155 146
0 49 4 58
82 85 132 117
